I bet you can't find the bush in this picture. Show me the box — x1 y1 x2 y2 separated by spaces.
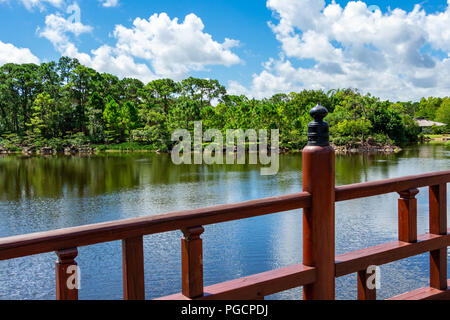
45 138 66 152
332 136 353 146
66 132 90 147
0 133 23 151
430 125 447 135
372 134 388 144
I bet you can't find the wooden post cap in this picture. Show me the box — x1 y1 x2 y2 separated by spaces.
308 104 330 147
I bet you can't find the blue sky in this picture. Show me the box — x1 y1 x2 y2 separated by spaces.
0 0 449 101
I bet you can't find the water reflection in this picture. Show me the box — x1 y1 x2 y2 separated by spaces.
0 144 448 300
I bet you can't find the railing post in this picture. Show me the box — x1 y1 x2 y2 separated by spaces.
181 226 205 298
302 104 335 300
357 269 377 300
398 189 419 243
55 248 79 300
122 236 145 300
429 184 447 290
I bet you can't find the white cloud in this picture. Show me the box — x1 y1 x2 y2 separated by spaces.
38 11 155 82
0 41 40 66
234 0 450 101
39 12 241 83
16 0 64 11
99 0 118 8
113 13 241 79
2 0 120 10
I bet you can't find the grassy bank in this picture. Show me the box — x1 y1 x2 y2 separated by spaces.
425 134 450 140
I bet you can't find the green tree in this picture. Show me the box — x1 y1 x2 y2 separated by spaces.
26 92 56 139
180 77 226 108
435 98 450 132
121 101 139 139
87 92 105 143
103 96 121 143
416 97 442 120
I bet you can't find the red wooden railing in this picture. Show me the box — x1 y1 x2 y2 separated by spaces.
0 166 448 300
0 106 448 300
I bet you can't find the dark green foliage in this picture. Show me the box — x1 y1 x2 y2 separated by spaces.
0 58 443 152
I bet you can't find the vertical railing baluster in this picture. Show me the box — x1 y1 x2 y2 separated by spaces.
181 226 205 299
302 105 335 300
55 248 79 300
429 184 448 290
357 269 376 300
122 236 145 300
398 189 419 243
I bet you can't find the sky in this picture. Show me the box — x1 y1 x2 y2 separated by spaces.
0 0 449 101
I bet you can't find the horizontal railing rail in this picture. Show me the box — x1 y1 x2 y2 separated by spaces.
335 171 450 202
0 192 312 261
335 231 450 277
2 171 448 262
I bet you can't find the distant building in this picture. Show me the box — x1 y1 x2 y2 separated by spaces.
414 118 446 132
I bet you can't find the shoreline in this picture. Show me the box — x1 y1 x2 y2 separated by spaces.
0 142 411 156
331 143 402 154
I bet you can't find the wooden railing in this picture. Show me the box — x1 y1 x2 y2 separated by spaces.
0 106 448 300
0 171 448 300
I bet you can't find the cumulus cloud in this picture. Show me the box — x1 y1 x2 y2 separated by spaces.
0 41 40 65
234 0 450 101
39 12 241 83
99 0 118 8
113 13 241 79
38 10 155 82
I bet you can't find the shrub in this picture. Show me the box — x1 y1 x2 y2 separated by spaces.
373 134 388 144
66 132 90 146
45 138 66 152
332 136 353 146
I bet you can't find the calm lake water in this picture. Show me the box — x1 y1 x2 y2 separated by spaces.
0 144 448 300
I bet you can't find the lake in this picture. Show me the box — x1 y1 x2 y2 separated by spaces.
0 144 449 300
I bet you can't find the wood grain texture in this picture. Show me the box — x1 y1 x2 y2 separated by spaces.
156 264 316 300
122 236 145 300
55 248 78 300
398 189 419 243
429 184 448 290
357 269 377 300
388 280 450 300
335 231 450 277
0 192 312 261
181 226 204 298
335 171 450 202
302 146 335 300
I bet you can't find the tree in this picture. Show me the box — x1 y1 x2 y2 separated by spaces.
369 107 405 144
87 92 105 143
144 79 179 115
168 97 201 132
103 96 121 142
180 77 226 108
27 92 56 139
416 97 442 120
435 98 450 132
121 101 138 139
